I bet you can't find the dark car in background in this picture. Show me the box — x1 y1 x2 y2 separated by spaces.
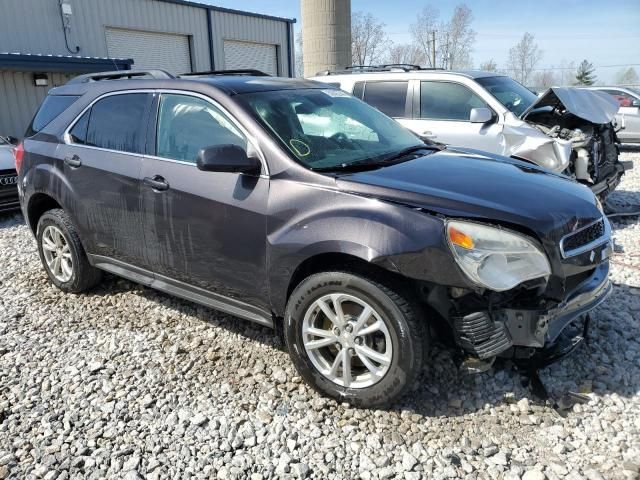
17 70 612 407
0 135 20 212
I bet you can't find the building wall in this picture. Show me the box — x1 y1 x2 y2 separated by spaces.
0 0 212 71
210 10 291 76
0 72 74 138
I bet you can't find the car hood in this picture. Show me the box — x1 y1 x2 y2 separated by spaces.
520 87 619 124
336 148 602 242
0 146 15 170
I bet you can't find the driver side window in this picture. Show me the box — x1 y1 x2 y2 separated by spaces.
156 94 247 164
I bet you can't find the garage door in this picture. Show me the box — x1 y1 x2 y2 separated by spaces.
223 40 278 76
106 28 192 74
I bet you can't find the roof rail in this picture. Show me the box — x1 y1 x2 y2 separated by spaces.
180 69 270 77
316 65 446 76
67 69 174 84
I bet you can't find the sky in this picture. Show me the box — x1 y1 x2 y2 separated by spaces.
207 0 640 83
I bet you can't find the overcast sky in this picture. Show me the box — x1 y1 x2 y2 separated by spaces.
209 0 640 82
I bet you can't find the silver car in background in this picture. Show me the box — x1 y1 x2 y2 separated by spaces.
0 136 20 212
311 66 631 197
585 86 640 146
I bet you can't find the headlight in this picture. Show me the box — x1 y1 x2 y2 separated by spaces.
446 220 551 292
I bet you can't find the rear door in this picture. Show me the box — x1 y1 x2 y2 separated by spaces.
57 92 152 264
402 80 503 151
138 92 270 312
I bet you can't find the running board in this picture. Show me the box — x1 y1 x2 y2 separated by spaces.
88 254 274 328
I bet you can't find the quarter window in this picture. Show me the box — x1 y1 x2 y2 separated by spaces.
156 94 247 164
29 95 79 135
86 94 149 154
420 81 487 121
69 110 90 145
361 82 408 118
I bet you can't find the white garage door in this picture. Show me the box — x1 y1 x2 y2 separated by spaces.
106 28 192 74
223 40 278 76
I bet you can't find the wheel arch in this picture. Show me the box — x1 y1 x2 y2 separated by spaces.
26 192 62 234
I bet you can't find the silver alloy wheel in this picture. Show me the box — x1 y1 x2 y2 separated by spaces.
41 225 73 283
302 293 393 388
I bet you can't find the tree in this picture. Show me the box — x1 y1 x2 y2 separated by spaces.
439 4 475 70
385 43 425 66
410 5 440 68
532 70 557 89
615 67 639 85
410 3 476 69
575 59 596 85
351 12 389 66
479 59 498 72
506 32 543 85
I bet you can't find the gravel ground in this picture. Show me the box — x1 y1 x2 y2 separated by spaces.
1 153 639 480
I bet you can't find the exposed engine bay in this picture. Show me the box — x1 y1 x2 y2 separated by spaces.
514 87 626 197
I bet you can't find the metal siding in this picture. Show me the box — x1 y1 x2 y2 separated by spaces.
105 28 192 73
223 41 278 76
0 0 211 71
211 10 290 76
0 72 74 138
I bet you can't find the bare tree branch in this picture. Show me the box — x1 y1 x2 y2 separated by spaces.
410 5 439 68
506 32 543 85
352 12 390 66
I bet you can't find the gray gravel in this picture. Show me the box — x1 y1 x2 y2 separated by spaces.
1 153 639 480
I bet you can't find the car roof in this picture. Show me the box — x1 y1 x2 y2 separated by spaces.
311 69 504 80
50 74 330 97
184 76 329 94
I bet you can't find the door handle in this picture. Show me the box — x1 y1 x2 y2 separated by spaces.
143 175 169 191
64 155 82 168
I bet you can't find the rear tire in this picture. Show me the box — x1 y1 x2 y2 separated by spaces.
36 209 102 293
285 271 426 408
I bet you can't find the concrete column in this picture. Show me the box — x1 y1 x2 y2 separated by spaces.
301 0 352 77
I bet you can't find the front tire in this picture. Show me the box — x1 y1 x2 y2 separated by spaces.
36 209 102 293
285 271 426 408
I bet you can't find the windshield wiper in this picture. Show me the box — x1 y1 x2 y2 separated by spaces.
312 145 436 173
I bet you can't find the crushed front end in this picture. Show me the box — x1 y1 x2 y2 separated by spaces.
513 87 632 198
429 215 613 369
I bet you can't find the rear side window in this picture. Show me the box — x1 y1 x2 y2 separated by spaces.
420 81 487 121
29 95 79 134
352 82 365 99
85 94 149 154
361 82 408 118
69 111 90 145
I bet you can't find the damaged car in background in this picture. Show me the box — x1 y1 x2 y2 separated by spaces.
310 67 632 198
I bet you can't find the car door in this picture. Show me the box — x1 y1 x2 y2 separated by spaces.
57 92 152 264
402 80 503 152
139 92 270 313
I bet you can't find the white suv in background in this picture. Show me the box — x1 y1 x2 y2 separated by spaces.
585 86 640 146
310 65 630 197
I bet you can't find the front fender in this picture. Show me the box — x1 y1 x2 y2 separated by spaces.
266 179 470 315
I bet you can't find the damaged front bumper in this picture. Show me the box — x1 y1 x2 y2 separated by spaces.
591 160 633 197
453 262 611 363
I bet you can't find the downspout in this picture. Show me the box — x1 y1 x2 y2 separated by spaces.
206 8 215 70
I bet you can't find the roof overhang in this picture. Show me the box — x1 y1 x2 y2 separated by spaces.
0 53 133 73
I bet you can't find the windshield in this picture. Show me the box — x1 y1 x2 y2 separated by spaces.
476 76 539 117
238 88 423 170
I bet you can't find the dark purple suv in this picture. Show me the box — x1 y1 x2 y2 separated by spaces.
17 70 612 407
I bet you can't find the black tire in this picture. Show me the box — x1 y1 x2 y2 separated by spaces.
285 271 426 408
36 208 102 293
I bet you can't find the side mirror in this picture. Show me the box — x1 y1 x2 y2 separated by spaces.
632 99 640 108
470 107 493 124
7 136 19 145
196 144 261 174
